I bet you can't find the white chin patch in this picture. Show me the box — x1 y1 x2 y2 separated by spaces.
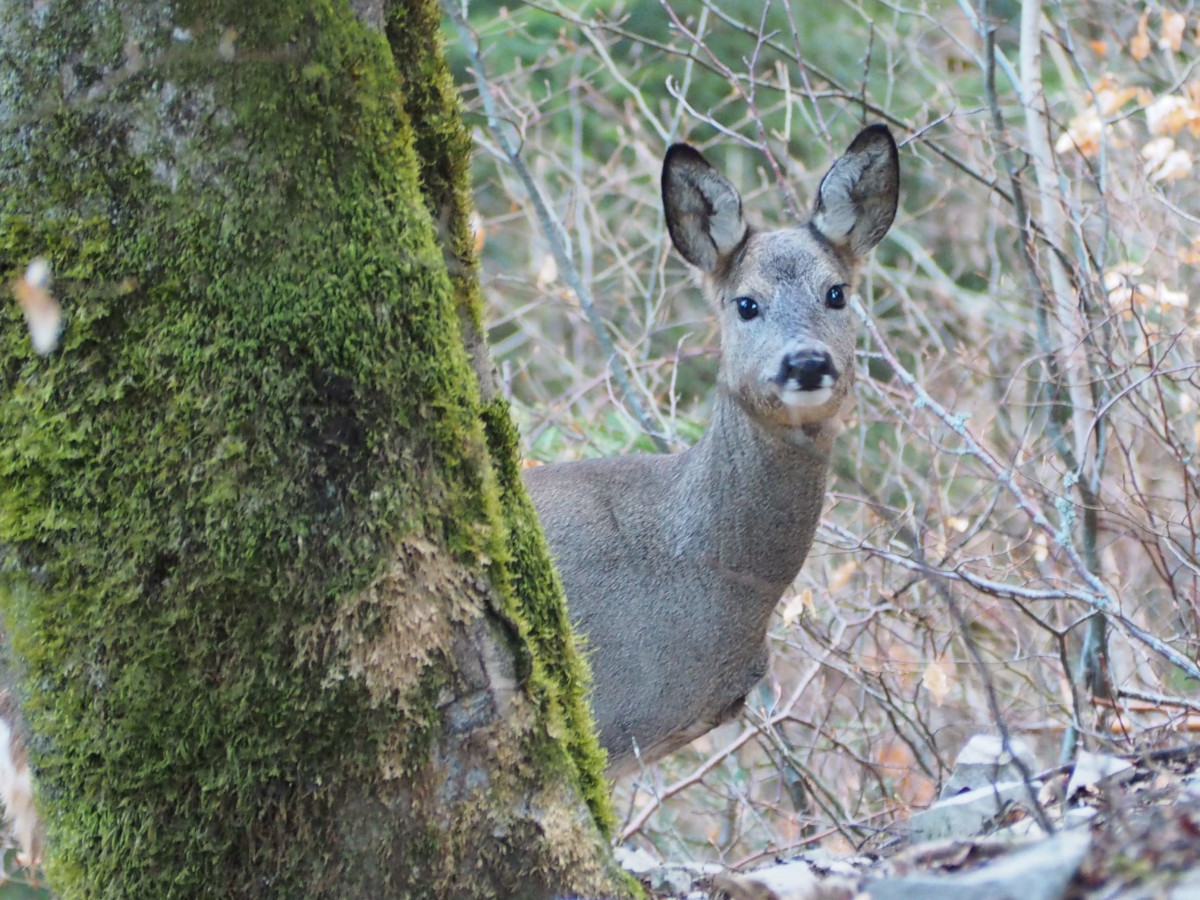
780 386 833 409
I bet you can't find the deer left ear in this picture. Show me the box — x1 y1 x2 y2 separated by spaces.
662 144 748 273
811 124 899 259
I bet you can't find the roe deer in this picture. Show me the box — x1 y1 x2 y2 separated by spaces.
524 125 899 775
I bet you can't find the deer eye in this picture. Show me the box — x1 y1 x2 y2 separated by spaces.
825 284 847 309
735 297 759 321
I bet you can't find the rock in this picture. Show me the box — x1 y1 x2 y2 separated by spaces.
794 848 874 879
941 734 1040 798
613 845 659 875
1065 750 1134 798
991 817 1046 841
865 830 1091 900
1062 805 1098 828
909 780 1041 842
613 848 724 897
1170 868 1200 899
709 861 855 900
645 861 724 896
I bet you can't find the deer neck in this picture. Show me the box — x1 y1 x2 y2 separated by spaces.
670 386 836 618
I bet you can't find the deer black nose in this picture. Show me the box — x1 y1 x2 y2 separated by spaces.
780 349 837 390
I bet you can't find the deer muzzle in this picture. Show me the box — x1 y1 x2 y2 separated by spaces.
778 348 837 391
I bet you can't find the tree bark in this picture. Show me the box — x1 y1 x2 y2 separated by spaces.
0 2 627 897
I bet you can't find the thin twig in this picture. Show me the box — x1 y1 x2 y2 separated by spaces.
853 295 1200 685
445 0 670 451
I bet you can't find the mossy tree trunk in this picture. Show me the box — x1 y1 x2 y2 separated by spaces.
0 2 628 897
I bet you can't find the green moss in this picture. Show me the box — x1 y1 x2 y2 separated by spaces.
478 400 614 827
383 0 614 830
0 2 620 897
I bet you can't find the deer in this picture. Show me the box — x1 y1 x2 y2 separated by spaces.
524 125 899 776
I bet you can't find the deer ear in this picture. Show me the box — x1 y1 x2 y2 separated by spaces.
812 124 899 259
662 144 747 272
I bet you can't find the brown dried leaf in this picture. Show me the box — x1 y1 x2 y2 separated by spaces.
470 210 486 255
217 26 238 61
781 588 814 627
1183 235 1200 267
535 252 558 289
828 561 857 593
1033 532 1050 562
1131 12 1151 60
11 258 61 355
1156 282 1189 308
1147 95 1200 136
922 659 951 706
1150 148 1193 182
1055 110 1103 156
1160 11 1186 52
1142 135 1178 171
1097 85 1139 116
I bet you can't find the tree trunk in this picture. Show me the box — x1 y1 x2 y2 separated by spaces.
0 2 628 897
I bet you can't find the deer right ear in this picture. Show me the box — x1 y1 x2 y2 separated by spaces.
662 144 747 273
811 124 899 259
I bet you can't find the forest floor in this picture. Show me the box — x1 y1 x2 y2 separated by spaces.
627 742 1200 900
2 742 1198 898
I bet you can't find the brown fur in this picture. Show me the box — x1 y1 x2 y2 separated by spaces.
525 127 900 774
